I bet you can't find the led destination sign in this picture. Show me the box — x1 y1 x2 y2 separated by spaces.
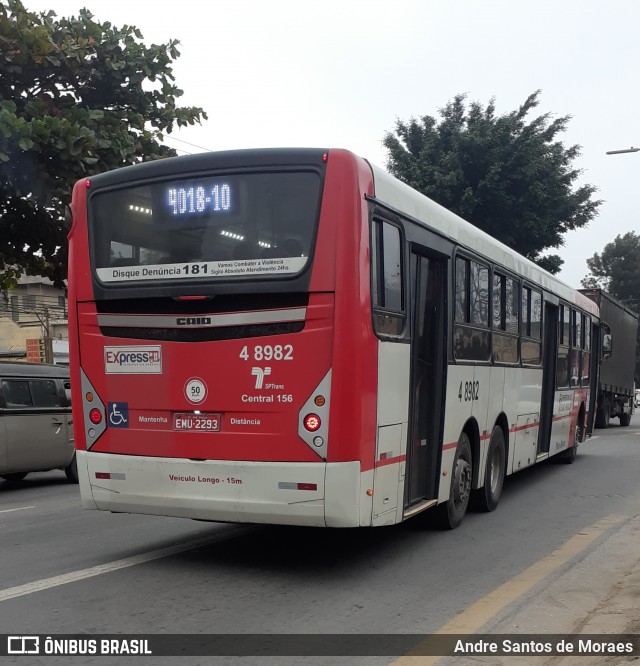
166 182 232 216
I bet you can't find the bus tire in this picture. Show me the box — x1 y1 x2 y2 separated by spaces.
620 412 630 427
436 432 473 530
65 454 79 483
473 426 505 512
559 422 581 464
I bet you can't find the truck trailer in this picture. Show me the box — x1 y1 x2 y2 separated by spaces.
580 288 639 428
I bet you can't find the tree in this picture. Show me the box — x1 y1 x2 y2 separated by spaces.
383 92 601 273
582 232 640 304
0 0 207 292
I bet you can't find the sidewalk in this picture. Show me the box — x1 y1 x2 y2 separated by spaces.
436 513 640 665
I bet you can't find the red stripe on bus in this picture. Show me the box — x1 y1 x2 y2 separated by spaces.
375 455 406 468
510 422 539 433
443 413 574 451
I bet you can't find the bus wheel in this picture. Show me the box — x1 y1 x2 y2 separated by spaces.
559 423 580 464
620 412 630 427
437 432 473 529
473 426 505 512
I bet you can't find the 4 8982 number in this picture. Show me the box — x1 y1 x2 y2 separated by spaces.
239 344 293 361
458 380 479 402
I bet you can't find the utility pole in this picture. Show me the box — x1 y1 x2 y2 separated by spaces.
44 307 53 363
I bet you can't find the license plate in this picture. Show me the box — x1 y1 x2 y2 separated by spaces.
173 413 221 432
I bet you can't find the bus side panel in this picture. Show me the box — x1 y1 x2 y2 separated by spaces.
473 365 504 488
508 368 542 472
323 152 378 513
550 389 573 456
439 365 474 503
549 388 588 457
373 341 410 526
68 179 89 452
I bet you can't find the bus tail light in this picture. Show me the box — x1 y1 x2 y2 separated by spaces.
81 369 107 447
298 370 331 460
303 414 321 432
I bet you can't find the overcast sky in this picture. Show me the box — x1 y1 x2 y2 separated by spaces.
24 0 640 288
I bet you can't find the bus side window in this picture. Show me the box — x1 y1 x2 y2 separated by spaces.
453 256 490 361
521 287 542 365
492 273 519 364
371 219 405 337
581 314 591 387
569 309 582 387
556 305 570 388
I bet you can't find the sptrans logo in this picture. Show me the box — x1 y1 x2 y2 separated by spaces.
105 345 162 374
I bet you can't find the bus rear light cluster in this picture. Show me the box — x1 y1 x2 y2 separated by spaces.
298 370 331 460
303 414 321 432
81 369 107 448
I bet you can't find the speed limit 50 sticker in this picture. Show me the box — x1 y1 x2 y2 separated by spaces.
184 377 207 404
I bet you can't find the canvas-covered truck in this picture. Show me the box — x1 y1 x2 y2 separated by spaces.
580 288 639 428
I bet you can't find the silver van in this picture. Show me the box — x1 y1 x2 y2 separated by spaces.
0 362 76 483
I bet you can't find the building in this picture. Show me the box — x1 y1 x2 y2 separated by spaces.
0 275 69 364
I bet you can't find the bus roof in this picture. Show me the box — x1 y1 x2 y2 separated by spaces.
368 161 599 317
76 146 597 318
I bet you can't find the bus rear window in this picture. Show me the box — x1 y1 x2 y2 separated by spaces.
90 170 321 284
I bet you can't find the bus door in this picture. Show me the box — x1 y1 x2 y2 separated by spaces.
586 318 600 436
537 301 558 455
405 249 447 509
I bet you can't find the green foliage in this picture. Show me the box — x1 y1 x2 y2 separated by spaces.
383 92 601 273
582 232 640 304
0 0 207 290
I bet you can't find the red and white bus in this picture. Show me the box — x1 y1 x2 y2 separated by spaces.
68 148 600 529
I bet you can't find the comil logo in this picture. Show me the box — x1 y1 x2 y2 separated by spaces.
104 346 162 374
251 367 272 389
8 636 40 655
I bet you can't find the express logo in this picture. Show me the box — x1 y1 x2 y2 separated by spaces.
107 351 160 365
104 346 162 374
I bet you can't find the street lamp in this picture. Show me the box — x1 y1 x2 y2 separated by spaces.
606 147 640 155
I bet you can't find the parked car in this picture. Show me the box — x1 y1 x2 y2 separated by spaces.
0 362 76 483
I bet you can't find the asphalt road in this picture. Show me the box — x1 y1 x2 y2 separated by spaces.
1 419 640 665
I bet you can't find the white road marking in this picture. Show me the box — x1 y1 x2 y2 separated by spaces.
0 506 36 514
0 526 246 602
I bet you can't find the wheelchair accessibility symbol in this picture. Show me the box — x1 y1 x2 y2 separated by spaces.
108 402 129 428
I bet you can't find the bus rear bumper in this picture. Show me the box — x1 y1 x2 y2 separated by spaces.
77 451 362 527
